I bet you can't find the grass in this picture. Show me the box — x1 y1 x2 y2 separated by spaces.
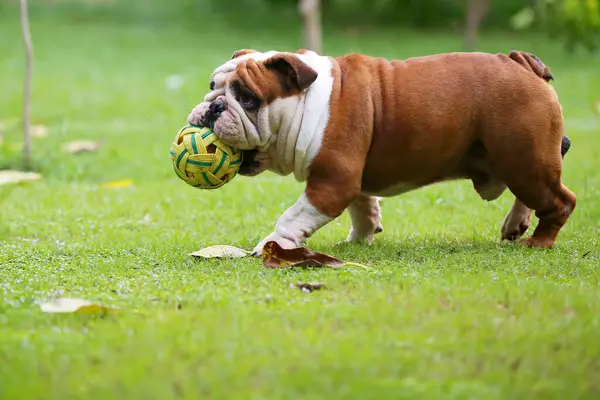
1 6 600 399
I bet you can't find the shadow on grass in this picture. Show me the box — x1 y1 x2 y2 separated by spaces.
321 235 537 264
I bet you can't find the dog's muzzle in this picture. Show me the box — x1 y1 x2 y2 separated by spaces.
203 98 227 129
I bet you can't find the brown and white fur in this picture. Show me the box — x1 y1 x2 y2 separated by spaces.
188 48 576 256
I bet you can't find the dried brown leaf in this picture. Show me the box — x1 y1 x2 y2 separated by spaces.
63 140 103 154
0 170 41 186
40 297 116 315
261 241 371 270
563 306 576 317
291 282 326 292
190 245 250 259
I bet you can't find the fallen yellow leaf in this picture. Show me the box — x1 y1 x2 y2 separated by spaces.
63 140 103 154
0 117 18 132
101 179 134 189
40 297 116 315
139 213 152 224
190 245 250 259
31 125 49 138
0 170 41 186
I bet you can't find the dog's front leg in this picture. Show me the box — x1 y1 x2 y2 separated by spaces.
251 181 359 256
251 193 332 256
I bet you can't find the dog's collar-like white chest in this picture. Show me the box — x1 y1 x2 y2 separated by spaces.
265 53 335 182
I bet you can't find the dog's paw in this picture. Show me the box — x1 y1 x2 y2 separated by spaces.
251 233 298 257
519 236 555 249
501 215 531 241
346 231 374 245
346 224 383 244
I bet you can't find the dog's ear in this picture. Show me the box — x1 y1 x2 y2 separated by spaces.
230 49 258 60
264 53 318 91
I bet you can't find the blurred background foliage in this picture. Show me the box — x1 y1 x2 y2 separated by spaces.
1 0 599 52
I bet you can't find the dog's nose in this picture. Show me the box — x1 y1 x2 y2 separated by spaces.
203 99 227 129
209 99 226 115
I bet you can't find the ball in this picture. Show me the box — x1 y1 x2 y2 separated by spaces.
170 124 243 189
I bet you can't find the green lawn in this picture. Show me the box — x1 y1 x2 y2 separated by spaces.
1 9 600 400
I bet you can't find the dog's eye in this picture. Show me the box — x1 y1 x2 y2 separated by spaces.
209 80 215 91
238 91 258 109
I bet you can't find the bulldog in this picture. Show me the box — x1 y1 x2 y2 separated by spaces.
188 48 576 256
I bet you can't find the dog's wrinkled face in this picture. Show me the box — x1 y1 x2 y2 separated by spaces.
187 49 318 176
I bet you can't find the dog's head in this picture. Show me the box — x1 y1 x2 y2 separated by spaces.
187 49 319 176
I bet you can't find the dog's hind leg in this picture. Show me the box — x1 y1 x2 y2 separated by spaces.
500 133 573 243
520 181 575 249
501 199 532 241
346 194 383 244
493 122 575 248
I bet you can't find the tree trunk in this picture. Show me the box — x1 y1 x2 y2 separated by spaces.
299 0 322 54
19 0 33 170
533 0 546 29
464 0 491 51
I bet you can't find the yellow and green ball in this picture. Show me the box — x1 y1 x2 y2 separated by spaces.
170 125 242 189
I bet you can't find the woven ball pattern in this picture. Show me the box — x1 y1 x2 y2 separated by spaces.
170 125 242 189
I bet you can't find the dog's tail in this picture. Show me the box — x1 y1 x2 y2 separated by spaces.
509 50 571 158
561 134 571 158
508 50 554 82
